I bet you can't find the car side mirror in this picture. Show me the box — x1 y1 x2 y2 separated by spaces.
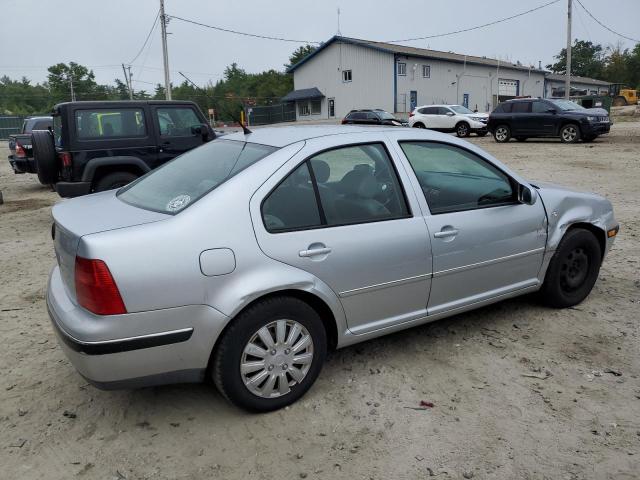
446 112 455 116
191 124 211 138
518 184 537 205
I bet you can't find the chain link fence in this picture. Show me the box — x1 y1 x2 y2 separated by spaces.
0 116 27 140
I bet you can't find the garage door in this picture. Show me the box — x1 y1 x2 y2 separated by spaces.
499 79 519 96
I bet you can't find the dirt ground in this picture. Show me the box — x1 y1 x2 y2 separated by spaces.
1 124 639 480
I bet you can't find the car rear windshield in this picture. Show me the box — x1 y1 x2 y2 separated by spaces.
117 139 277 214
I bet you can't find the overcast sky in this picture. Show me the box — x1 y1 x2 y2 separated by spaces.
1 0 638 91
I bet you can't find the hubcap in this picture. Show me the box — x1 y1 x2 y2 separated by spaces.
458 125 468 135
241 320 314 398
559 247 589 292
496 127 507 141
562 126 577 142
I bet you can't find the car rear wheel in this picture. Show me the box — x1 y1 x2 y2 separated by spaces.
32 130 58 185
493 125 511 143
540 228 602 308
560 124 581 143
212 296 327 412
94 171 138 192
413 122 426 129
456 122 470 137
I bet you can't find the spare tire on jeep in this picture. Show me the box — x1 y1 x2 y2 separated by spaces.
32 130 58 185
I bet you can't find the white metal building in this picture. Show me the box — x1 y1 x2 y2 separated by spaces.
544 73 610 98
285 36 547 121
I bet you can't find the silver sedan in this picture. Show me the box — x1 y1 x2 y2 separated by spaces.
47 125 618 411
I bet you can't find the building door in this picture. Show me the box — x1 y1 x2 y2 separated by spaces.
410 91 418 112
328 98 335 118
462 93 469 109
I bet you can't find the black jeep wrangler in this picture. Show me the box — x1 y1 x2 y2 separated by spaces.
32 100 214 197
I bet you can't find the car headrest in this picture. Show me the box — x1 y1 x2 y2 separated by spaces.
339 169 378 199
311 159 330 183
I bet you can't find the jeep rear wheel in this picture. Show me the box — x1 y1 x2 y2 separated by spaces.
94 172 138 192
32 130 58 185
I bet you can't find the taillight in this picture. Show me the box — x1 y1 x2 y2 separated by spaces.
409 111 414 118
15 142 26 158
341 119 347 124
58 151 72 167
75 257 127 315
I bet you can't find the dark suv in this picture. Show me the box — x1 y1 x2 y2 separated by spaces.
341 109 405 126
32 100 213 197
487 98 611 143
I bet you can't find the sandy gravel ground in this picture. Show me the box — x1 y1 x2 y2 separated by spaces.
1 124 639 480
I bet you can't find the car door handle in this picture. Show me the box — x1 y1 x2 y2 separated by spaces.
434 229 459 238
299 246 332 258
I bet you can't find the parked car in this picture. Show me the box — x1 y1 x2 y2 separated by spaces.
32 100 214 197
488 98 611 143
341 109 405 126
7 116 52 175
409 104 488 137
47 125 618 412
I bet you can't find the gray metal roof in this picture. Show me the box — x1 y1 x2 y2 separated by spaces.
545 73 610 86
281 87 325 102
288 35 547 73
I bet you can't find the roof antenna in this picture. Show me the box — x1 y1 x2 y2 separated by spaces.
336 7 342 36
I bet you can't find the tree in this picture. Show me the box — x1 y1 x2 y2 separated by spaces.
546 40 606 79
47 62 99 101
286 45 316 69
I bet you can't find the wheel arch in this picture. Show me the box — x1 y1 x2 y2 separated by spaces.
565 222 606 260
412 122 425 128
81 156 151 185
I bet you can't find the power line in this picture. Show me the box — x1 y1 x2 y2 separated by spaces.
574 0 639 43
128 9 160 65
384 0 562 42
166 14 322 44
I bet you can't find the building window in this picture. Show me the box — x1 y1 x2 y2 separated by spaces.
422 65 431 78
310 100 321 115
397 62 407 76
299 102 310 116
342 70 352 82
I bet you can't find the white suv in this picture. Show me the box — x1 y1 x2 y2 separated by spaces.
409 104 488 137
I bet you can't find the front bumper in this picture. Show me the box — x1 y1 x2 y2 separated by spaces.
46 266 229 389
582 121 612 136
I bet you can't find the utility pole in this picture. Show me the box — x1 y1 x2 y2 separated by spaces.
565 0 572 99
127 65 134 99
159 0 172 100
122 63 134 100
69 74 76 102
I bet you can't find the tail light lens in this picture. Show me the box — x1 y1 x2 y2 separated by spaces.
341 119 347 124
409 111 414 118
58 151 73 167
15 142 26 158
75 257 127 315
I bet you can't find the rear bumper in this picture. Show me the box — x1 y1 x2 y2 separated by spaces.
46 266 229 389
8 155 36 174
55 181 92 198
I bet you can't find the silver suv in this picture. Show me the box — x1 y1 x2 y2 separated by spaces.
47 125 617 411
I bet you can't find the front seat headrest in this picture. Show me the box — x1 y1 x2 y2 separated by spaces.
311 159 330 183
339 170 379 199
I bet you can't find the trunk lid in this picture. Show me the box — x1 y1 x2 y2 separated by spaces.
52 190 169 302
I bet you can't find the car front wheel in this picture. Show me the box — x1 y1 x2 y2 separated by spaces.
560 124 581 143
540 228 602 308
493 125 511 143
212 296 327 412
456 122 470 137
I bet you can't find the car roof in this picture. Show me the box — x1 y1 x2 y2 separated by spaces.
222 125 406 147
53 100 198 109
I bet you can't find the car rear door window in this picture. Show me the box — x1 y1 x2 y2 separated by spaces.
75 108 146 139
400 141 515 214
308 144 409 226
156 107 201 136
511 102 531 114
262 162 322 232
